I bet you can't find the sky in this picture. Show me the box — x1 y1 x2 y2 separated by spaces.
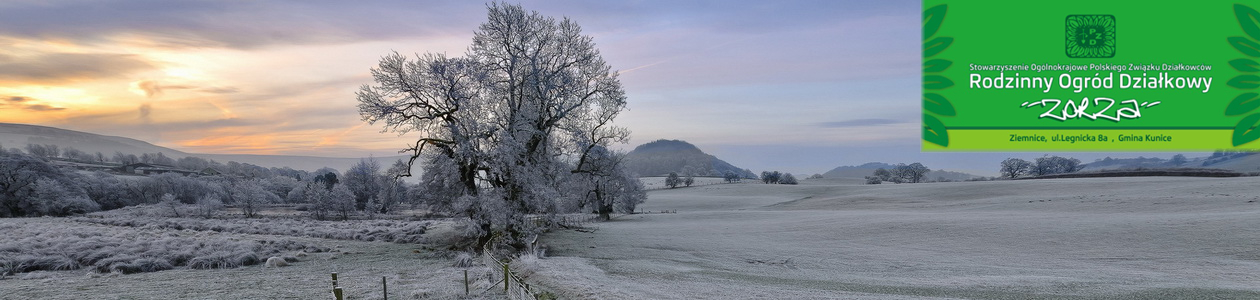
0 0 1185 176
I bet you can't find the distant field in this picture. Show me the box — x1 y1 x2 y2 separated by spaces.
639 176 737 190
534 177 1260 299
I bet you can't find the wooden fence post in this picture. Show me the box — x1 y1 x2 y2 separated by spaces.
503 264 510 294
464 269 470 295
382 276 388 300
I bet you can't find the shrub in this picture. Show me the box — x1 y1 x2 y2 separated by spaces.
865 176 882 184
453 252 476 268
77 215 429 244
1 220 319 276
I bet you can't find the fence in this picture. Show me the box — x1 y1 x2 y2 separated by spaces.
328 272 389 300
526 213 599 230
482 235 539 300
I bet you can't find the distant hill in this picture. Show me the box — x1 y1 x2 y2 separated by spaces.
1201 152 1260 173
1079 152 1260 174
0 123 405 172
1078 156 1176 172
0 123 182 158
822 162 981 181
624 139 756 178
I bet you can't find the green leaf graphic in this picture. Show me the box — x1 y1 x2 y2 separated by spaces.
1229 75 1260 89
1229 37 1260 57
923 37 953 58
1232 113 1260 146
923 4 947 41
1226 93 1260 116
923 75 954 90
1231 59 1260 72
923 93 956 116
1236 4 1260 42
923 59 952 73
923 114 949 147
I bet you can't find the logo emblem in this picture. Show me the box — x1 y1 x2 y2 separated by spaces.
1065 15 1116 58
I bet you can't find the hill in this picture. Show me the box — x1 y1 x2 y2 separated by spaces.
0 123 405 172
822 162 981 181
624 139 756 178
1078 153 1259 174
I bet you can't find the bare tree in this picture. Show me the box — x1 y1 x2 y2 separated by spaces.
780 173 799 185
343 157 382 211
1000 158 1033 179
665 172 682 189
196 194 223 218
1033 155 1081 176
894 163 930 183
873 168 893 182
357 3 630 249
329 184 356 220
573 146 644 220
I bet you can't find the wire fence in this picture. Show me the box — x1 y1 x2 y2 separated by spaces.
482 236 538 300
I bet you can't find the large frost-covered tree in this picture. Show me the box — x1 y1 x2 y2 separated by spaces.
357 3 633 249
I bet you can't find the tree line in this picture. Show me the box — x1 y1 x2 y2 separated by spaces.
0 143 420 220
999 155 1081 179
865 163 930 184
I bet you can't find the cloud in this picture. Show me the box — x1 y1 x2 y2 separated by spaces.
0 95 67 111
818 119 904 128
0 53 153 83
200 86 239 94
139 103 151 123
23 104 66 111
133 80 161 98
0 0 481 50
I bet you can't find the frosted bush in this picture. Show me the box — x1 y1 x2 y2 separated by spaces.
76 215 429 244
0 220 320 276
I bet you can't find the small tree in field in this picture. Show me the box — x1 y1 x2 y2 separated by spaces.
873 168 893 182
196 194 223 218
1000 158 1033 179
665 172 682 189
220 179 278 218
160 193 182 218
779 173 798 185
329 184 356 221
760 171 782 184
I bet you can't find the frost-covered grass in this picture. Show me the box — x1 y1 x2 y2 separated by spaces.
1 218 504 300
536 176 1260 299
77 208 429 244
0 219 323 277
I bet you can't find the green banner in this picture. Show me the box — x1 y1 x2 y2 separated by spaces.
922 1 1260 151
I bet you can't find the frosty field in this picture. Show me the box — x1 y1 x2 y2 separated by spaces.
531 177 1260 299
0 218 500 300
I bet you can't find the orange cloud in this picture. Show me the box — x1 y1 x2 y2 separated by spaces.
176 129 282 154
316 123 365 147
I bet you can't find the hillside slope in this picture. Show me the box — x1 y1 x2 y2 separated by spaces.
822 162 980 181
624 139 756 178
0 123 404 172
